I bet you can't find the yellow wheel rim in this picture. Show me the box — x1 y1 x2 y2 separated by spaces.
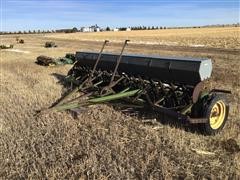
210 100 226 129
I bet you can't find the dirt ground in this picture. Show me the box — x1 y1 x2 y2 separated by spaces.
0 30 240 179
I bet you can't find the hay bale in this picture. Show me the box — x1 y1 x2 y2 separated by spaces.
45 42 57 48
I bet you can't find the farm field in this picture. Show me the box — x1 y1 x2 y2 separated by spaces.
47 27 240 49
0 27 240 179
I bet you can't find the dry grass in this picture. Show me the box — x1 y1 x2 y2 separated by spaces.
47 27 240 49
0 28 240 179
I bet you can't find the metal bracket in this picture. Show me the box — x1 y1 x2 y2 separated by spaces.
210 89 231 94
90 40 109 78
82 40 109 88
192 81 204 103
100 40 130 95
110 40 130 82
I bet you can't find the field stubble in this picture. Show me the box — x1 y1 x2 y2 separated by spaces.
0 28 240 179
47 27 240 49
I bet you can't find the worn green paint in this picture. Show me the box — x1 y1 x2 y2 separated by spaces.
89 89 140 103
55 89 141 111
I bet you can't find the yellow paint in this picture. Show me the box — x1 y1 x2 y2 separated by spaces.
210 100 226 129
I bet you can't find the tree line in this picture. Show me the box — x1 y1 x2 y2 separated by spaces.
0 29 56 35
1 23 239 35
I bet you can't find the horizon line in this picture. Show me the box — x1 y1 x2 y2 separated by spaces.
1 22 240 33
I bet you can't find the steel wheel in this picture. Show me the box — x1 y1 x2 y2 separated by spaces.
201 94 229 135
209 100 226 129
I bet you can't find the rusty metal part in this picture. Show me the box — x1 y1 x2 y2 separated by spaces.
192 81 204 103
99 40 130 95
187 117 208 124
100 76 125 95
110 40 130 82
211 89 232 94
90 40 109 79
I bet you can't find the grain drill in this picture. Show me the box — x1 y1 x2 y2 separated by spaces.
52 40 231 135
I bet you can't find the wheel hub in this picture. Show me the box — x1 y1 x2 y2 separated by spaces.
210 100 226 129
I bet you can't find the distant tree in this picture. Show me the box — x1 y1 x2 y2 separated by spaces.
72 27 78 32
106 27 110 31
119 27 127 31
65 29 71 33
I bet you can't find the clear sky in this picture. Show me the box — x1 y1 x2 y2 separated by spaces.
1 0 239 31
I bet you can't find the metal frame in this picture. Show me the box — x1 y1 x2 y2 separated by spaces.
50 40 231 125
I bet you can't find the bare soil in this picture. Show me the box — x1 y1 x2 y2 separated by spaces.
0 32 239 179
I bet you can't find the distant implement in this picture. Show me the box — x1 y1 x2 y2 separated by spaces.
50 40 231 135
45 41 57 48
36 53 75 66
0 44 14 49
